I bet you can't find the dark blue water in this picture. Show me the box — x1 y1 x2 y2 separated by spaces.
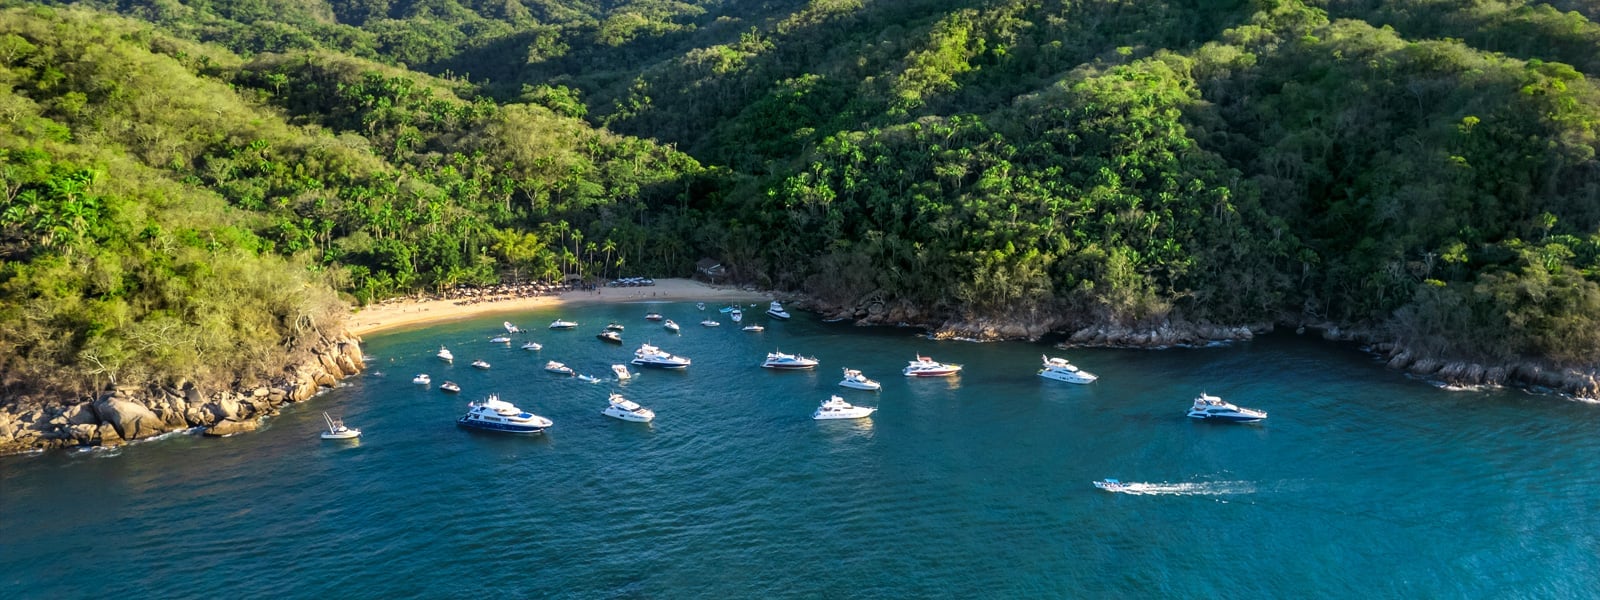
4 303 1600 597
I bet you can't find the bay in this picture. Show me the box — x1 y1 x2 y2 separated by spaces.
4 301 1599 597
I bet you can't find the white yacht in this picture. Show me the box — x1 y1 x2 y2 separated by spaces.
762 350 819 370
471 359 491 370
605 322 625 331
838 368 882 391
644 312 663 321
440 381 461 394
813 395 875 420
412 373 431 385
549 319 578 329
521 341 543 351
545 361 575 375
504 321 521 334
903 355 961 377
1186 393 1267 423
320 412 361 440
664 319 681 333
489 335 511 344
766 300 791 320
1039 355 1097 384
611 364 634 381
631 343 691 369
597 330 623 344
602 393 655 422
436 346 453 363
700 318 721 327
742 324 765 332
1093 479 1131 493
730 308 743 323
457 395 551 434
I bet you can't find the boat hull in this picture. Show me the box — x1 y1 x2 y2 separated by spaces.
1039 370 1096 384
839 380 881 391
456 418 547 434
814 408 876 420
320 430 361 440
904 369 959 377
603 409 654 423
1187 412 1266 423
632 359 689 369
762 363 817 370
766 310 790 320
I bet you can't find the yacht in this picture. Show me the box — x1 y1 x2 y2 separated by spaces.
602 393 655 422
762 350 819 370
521 341 543 351
412 373 431 385
742 324 765 332
664 319 681 333
504 321 521 334
812 395 876 420
766 300 791 320
320 412 361 440
605 322 625 331
597 330 623 344
611 364 634 381
456 395 552 434
436 346 453 363
696 302 705 311
631 343 691 369
700 318 721 327
1039 355 1098 384
644 312 664 321
549 319 578 330
731 308 743 323
838 368 882 391
489 335 511 344
1187 393 1267 423
440 381 461 394
903 355 962 377
545 361 575 376
471 359 491 370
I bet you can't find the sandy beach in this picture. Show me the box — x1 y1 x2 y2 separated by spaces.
346 278 772 337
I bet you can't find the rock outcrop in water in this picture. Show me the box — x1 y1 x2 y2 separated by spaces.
1318 324 1600 400
0 332 366 456
799 296 1265 346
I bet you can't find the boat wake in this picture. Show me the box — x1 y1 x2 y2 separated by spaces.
1097 480 1258 496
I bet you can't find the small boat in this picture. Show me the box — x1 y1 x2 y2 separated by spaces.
577 374 601 384
903 355 961 377
742 325 765 332
504 321 522 334
700 319 721 327
1039 355 1098 384
457 395 551 434
437 346 453 363
611 364 634 381
762 350 819 370
1187 393 1267 423
696 302 706 311
545 361 574 375
605 322 625 331
813 395 875 420
731 308 743 323
597 330 623 344
766 300 791 320
838 368 881 391
320 412 361 440
603 393 655 422
549 319 578 329
521 341 543 351
664 319 680 333
719 305 736 314
644 312 664 321
412 373 431 385
1093 479 1131 493
440 381 461 394
631 343 691 369
489 335 511 344
471 359 491 370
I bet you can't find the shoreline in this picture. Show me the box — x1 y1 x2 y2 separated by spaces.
346 278 772 337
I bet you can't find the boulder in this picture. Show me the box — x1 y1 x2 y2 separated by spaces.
209 396 243 422
313 372 338 388
96 422 125 447
92 396 167 441
339 341 366 371
291 377 318 402
318 353 344 378
204 418 259 437
64 403 100 426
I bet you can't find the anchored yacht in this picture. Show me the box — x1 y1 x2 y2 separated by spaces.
813 395 876 420
1186 393 1267 423
602 393 655 422
457 395 552 434
1039 355 1097 384
838 368 881 391
762 350 819 370
903 355 961 377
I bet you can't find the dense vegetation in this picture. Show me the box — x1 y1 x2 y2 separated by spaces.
2 0 1599 401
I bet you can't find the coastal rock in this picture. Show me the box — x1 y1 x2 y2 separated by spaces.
313 371 338 389
1387 351 1415 370
204 418 259 437
209 396 243 422
339 341 366 372
96 422 125 447
92 396 166 441
291 377 318 403
335 354 359 378
318 353 344 378
1408 358 1443 376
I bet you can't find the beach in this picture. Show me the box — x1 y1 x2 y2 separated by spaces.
346 278 772 336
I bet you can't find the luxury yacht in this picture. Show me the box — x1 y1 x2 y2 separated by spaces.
545 361 575 376
549 319 578 330
521 341 543 351
631 343 691 369
1039 355 1098 384
439 381 461 394
766 300 791 320
602 393 655 422
1186 393 1267 423
489 335 511 344
611 364 634 381
320 412 361 440
812 395 876 420
761 350 819 370
664 319 681 333
903 355 962 377
412 373 431 385
597 330 623 344
838 368 882 391
471 359 491 370
457 395 552 434
436 346 453 363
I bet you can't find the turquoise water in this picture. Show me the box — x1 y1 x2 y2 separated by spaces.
4 302 1600 597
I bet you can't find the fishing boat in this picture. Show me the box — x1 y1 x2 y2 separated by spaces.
545 361 575 375
456 395 551 434
812 395 876 420
440 381 461 394
471 359 491 370
602 393 655 422
412 373 431 385
521 341 543 351
1039 355 1098 384
631 343 691 369
319 412 361 440
437 346 453 363
766 301 791 320
549 319 578 330
903 355 961 377
838 368 881 391
762 350 819 370
664 319 681 333
597 330 623 344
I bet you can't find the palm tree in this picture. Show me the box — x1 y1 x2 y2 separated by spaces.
602 238 617 279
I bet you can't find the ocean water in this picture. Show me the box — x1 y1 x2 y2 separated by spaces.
4 302 1599 598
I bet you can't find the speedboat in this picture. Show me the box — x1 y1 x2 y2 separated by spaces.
320 412 361 440
664 319 681 333
413 373 431 385
457 395 551 434
631 343 691 369
597 330 623 344
644 312 663 321
731 308 743 323
489 335 511 344
696 302 705 311
839 368 881 391
766 300 791 320
437 346 453 363
545 361 575 375
1187 393 1267 422
762 350 819 370
742 324 765 332
1039 355 1097 384
1093 479 1130 493
700 318 720 327
903 355 961 377
605 322 625 331
611 364 634 381
813 395 875 420
440 381 461 394
471 359 491 370
602 393 655 422
577 374 601 383
504 321 521 333
522 341 543 351
549 319 578 329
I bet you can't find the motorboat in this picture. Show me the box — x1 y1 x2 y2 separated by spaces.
766 300 791 320
1039 355 1098 384
602 393 655 422
644 312 664 321
437 346 453 363
838 368 881 391
719 304 736 313
412 373 431 385
489 335 511 344
549 319 578 329
597 330 623 344
504 321 521 334
742 325 765 332
605 322 625 331
700 318 721 327
903 355 961 377
696 302 705 311
456 395 552 434
545 361 575 375
813 395 875 420
631 343 691 369
1187 393 1267 423
577 374 601 383
664 319 681 333
320 412 361 440
471 359 491 370
1093 479 1130 493
440 381 461 394
611 364 634 381
521 341 543 351
731 308 743 323
762 350 819 370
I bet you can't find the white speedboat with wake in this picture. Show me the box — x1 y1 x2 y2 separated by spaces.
1039 355 1097 383
1093 479 1131 493
1186 393 1267 422
838 368 881 391
813 395 875 420
602 393 655 422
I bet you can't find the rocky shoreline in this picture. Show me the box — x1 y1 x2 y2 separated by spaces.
1312 324 1600 401
0 332 366 457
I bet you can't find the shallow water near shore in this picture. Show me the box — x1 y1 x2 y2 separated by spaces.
4 303 1600 597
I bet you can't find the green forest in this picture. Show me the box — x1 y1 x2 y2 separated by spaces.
1 0 1598 400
